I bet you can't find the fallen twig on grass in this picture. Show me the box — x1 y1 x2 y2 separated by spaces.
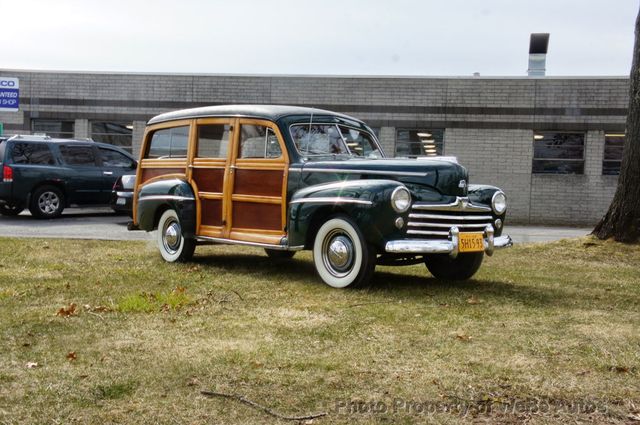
200 390 327 421
229 289 244 301
343 300 396 308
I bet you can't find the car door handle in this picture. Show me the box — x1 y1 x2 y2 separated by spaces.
103 171 113 176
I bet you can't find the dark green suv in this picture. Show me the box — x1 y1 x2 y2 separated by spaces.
0 135 136 218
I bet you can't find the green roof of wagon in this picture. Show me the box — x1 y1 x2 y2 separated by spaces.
147 104 361 125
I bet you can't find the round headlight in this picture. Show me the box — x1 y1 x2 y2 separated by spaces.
492 191 507 215
391 186 411 213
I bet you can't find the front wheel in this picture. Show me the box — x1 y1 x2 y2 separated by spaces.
0 204 24 216
424 252 484 280
157 209 195 262
313 215 376 288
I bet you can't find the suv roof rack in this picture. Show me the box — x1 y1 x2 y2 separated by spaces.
8 134 52 141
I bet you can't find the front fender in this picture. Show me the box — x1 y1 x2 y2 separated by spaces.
136 178 196 237
468 184 506 236
468 184 501 207
287 179 407 250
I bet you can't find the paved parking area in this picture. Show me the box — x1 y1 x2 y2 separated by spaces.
0 208 152 241
0 209 592 243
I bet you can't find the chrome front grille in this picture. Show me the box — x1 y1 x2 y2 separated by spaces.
407 197 493 238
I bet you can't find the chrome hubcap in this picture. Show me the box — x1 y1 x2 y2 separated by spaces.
322 231 354 277
162 220 181 254
38 192 60 214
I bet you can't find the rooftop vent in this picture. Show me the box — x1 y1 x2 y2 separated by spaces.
528 33 550 76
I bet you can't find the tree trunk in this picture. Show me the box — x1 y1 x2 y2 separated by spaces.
593 7 640 242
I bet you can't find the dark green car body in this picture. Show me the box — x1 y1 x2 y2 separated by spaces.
134 105 512 287
0 135 136 217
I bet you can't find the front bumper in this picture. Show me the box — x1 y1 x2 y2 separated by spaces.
385 225 512 258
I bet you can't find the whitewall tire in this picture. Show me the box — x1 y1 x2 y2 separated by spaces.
312 215 376 288
156 209 195 263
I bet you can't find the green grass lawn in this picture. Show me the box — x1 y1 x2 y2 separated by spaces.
0 236 638 424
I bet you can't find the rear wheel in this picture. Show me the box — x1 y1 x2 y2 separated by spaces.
157 209 195 262
0 204 24 216
424 252 484 280
264 249 295 259
29 186 64 219
313 215 376 288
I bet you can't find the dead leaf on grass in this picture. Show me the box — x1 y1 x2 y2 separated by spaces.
610 366 630 373
83 304 112 313
66 352 77 361
466 296 483 305
455 332 473 342
56 303 77 317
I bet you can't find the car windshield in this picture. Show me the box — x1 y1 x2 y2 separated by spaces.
290 124 382 159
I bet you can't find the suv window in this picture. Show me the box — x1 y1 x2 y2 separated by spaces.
147 126 189 159
99 147 134 168
11 142 56 165
59 145 96 166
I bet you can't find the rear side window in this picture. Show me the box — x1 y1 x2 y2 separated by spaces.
196 124 230 158
99 148 134 168
11 143 56 165
147 126 189 159
59 145 96 166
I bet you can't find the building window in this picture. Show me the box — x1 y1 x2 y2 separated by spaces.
603 133 624 175
532 132 584 174
31 119 74 139
91 122 133 152
395 129 444 157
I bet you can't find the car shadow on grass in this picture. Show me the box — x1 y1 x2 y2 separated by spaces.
370 270 557 307
190 252 559 307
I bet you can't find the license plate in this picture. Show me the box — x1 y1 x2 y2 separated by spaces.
459 233 484 253
116 197 126 205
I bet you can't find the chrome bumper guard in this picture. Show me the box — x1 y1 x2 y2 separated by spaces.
385 225 512 258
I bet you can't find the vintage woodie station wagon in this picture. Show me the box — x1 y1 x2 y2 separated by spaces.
132 105 512 288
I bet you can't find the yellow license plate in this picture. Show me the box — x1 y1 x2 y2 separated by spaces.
459 233 485 253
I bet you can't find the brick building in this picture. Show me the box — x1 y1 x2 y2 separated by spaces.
0 69 628 225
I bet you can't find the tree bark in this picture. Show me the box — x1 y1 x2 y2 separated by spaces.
593 7 640 242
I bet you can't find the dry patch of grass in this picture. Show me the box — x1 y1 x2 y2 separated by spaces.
0 236 638 424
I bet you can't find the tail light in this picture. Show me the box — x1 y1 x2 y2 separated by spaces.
2 165 12 182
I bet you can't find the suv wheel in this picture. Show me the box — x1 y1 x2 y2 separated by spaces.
157 209 195 262
312 215 376 288
0 204 24 216
424 252 484 280
29 186 65 219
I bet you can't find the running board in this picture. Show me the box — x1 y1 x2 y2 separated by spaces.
195 235 305 251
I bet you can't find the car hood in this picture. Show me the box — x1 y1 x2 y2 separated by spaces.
300 158 469 199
